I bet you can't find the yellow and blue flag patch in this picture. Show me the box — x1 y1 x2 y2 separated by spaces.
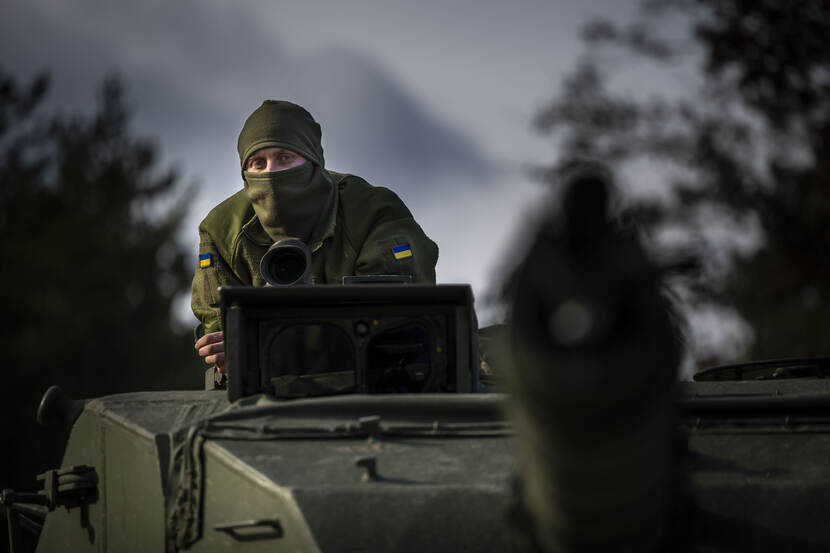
392 244 413 260
199 253 212 268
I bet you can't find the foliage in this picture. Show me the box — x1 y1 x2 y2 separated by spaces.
0 68 201 503
536 0 830 366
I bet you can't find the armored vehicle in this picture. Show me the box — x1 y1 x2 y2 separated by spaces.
5 168 830 552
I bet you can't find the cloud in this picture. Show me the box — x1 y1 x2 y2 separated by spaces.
0 0 494 204
0 0 510 323
282 46 494 189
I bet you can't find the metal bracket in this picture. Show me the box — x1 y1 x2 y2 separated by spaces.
205 366 227 390
355 456 379 482
357 415 382 440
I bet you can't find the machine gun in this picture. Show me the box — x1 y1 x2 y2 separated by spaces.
502 162 684 552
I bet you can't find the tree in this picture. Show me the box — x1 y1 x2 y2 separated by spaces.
535 0 830 368
0 68 202 536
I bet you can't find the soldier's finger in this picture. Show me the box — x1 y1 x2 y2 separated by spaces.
195 331 224 350
198 341 225 358
206 352 226 369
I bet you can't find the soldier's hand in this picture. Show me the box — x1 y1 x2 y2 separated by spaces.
195 331 226 373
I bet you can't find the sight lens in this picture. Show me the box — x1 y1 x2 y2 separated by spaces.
267 250 305 285
260 239 312 286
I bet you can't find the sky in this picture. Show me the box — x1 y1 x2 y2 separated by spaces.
0 0 635 324
3 0 646 326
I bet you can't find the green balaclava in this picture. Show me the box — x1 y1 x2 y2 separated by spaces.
237 100 334 243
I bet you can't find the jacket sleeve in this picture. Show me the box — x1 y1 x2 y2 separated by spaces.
190 228 243 335
353 189 439 283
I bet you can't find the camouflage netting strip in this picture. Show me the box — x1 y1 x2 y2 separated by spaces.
162 402 284 552
165 422 208 552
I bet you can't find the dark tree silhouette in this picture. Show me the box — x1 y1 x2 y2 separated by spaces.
535 0 830 368
0 68 202 547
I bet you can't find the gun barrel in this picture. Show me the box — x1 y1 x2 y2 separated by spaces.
503 165 681 553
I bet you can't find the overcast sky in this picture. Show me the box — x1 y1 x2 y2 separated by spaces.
2 0 642 325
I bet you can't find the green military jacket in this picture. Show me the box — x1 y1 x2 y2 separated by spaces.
191 171 439 334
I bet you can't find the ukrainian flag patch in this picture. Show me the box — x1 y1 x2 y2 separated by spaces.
392 244 413 260
199 253 212 268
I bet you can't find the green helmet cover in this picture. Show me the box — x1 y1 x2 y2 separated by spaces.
237 100 326 172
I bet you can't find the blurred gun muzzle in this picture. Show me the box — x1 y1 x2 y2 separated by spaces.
504 161 683 553
260 239 312 286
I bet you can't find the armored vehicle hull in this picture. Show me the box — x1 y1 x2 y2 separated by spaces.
27 380 830 552
35 392 514 553
12 164 830 552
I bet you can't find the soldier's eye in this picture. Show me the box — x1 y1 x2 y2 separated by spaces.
249 158 265 170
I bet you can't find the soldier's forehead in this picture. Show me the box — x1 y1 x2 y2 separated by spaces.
249 146 301 157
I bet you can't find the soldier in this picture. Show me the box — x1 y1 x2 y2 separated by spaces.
192 100 438 371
